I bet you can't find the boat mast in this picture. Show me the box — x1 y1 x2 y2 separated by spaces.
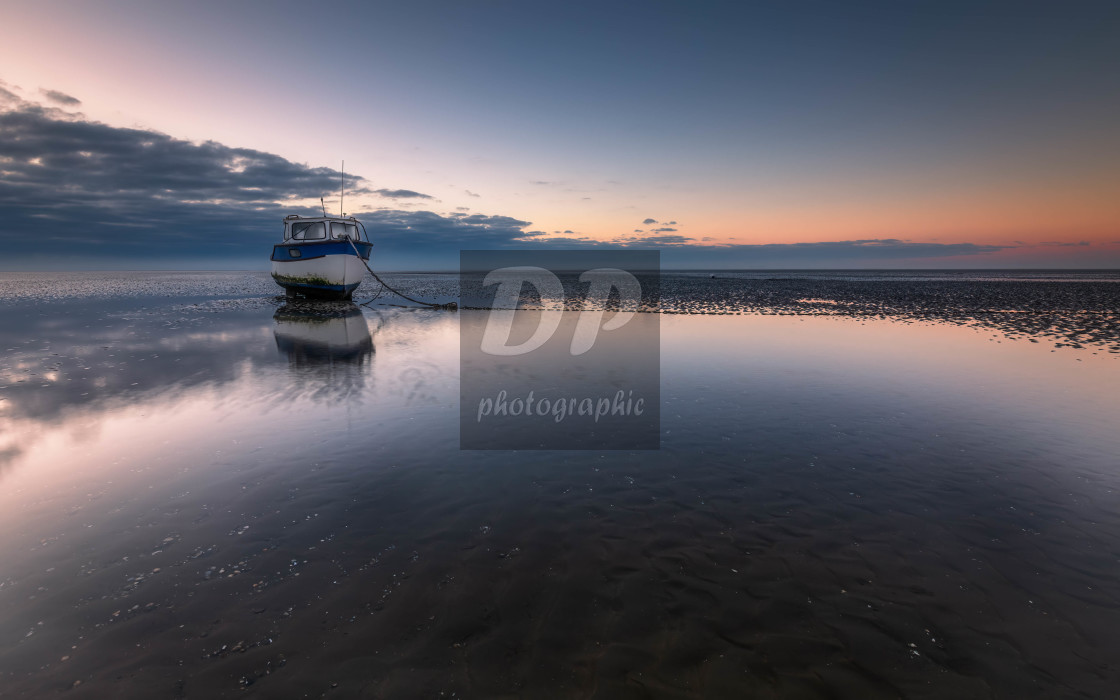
340 160 344 217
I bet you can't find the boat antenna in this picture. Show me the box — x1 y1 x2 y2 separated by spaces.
320 196 327 217
340 160 344 217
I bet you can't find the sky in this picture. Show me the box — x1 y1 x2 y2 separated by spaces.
1 0 1118 270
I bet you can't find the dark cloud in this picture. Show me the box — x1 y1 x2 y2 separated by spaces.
530 180 553 185
668 221 678 225
627 234 695 246
642 218 658 225
41 89 81 106
0 104 366 202
464 190 481 198
0 97 1018 271
517 236 598 248
652 227 677 232
0 99 555 269
374 188 434 199
354 209 535 251
0 101 380 265
1038 241 1091 247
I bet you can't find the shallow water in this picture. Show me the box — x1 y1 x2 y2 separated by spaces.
0 272 1118 698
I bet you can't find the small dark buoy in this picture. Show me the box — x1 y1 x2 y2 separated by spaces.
709 274 716 279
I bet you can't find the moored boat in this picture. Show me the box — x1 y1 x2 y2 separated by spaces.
271 215 373 300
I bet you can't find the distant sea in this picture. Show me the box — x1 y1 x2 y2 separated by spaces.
0 271 1117 698
670 268 1120 281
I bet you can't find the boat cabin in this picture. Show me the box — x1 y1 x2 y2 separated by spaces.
282 215 369 243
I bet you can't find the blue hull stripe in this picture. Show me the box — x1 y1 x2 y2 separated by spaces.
271 241 372 262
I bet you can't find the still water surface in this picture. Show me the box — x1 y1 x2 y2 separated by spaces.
0 272 1117 698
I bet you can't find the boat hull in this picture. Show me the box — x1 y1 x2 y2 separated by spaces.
271 241 372 300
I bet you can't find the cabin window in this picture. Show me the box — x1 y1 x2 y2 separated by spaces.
331 222 358 240
291 222 326 240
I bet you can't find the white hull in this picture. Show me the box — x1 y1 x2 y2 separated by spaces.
272 254 367 286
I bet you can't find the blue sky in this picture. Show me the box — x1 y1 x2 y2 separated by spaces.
1 0 1118 269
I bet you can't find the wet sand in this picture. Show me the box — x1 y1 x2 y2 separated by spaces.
0 271 1118 698
657 272 1120 354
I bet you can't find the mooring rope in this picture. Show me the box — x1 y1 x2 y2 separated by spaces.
360 277 387 306
348 238 457 310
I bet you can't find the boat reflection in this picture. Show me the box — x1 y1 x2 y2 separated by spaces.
273 302 376 402
273 302 374 366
